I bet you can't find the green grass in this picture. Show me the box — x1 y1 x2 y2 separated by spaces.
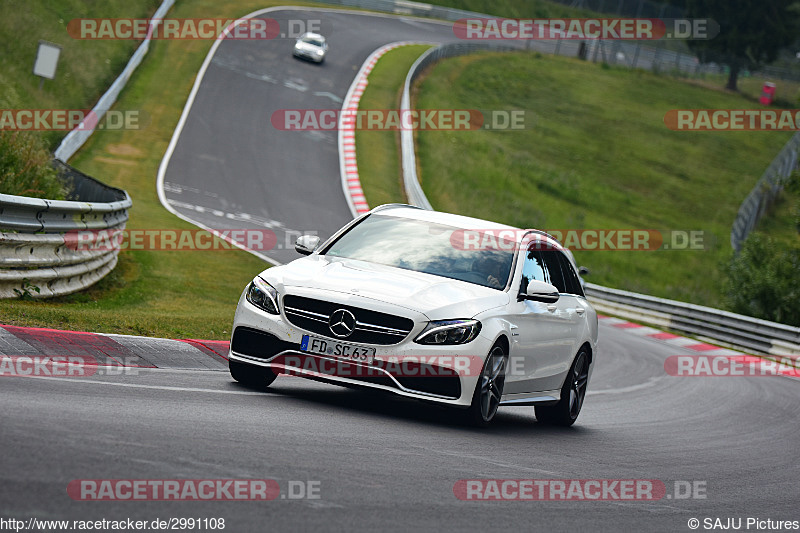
373 51 794 308
0 0 162 149
684 73 800 108
1 0 546 338
0 131 66 199
426 0 596 18
356 45 433 207
3 0 795 335
755 172 800 249
0 1 322 339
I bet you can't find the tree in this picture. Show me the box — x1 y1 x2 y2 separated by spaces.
685 0 800 90
724 233 800 326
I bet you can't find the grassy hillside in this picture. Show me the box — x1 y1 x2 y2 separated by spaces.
0 0 161 148
410 52 793 307
0 1 317 338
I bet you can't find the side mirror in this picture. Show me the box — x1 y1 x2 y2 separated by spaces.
295 235 320 256
578 266 590 276
522 280 560 303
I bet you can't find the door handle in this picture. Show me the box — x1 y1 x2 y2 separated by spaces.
546 305 557 312
575 307 585 315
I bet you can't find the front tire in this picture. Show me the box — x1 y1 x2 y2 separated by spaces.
466 343 507 427
535 349 590 427
229 359 277 390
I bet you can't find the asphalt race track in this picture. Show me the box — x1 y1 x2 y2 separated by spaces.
2 7 798 533
160 9 463 264
0 322 797 531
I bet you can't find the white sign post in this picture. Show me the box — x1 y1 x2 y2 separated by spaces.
33 41 61 90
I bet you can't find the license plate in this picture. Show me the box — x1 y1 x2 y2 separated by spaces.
300 335 375 364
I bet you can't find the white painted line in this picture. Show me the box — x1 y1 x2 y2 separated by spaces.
13 374 269 396
155 7 448 259
623 326 662 336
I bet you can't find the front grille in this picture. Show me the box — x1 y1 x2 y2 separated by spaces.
282 295 414 345
231 327 298 360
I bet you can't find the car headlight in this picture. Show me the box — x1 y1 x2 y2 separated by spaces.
246 277 279 315
315 49 324 55
414 319 481 345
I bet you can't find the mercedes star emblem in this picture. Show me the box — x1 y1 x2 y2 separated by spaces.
329 309 356 338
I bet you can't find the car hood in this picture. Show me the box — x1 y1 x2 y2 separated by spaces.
262 255 509 320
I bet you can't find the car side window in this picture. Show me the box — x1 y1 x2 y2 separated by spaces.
557 252 585 297
537 250 567 293
520 248 567 294
520 248 544 296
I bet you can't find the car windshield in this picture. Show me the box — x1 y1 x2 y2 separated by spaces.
325 214 515 290
301 36 325 47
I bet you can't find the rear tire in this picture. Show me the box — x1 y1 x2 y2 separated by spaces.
229 359 277 390
465 343 507 427
535 349 589 427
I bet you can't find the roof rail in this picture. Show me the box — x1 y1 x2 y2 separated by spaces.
370 203 424 213
521 228 559 243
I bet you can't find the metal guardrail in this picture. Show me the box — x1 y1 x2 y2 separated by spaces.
320 0 726 76
399 47 432 210
585 283 800 355
397 40 799 354
54 0 175 162
334 0 793 256
3 0 173 297
320 0 491 21
0 162 131 298
731 132 800 252
401 42 520 210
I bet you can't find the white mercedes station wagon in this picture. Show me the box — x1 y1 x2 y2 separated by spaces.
229 205 598 426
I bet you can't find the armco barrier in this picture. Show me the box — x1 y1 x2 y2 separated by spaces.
400 42 520 210
397 42 799 355
731 132 800 252
317 0 718 77
7 0 172 296
585 283 800 356
54 0 175 162
0 162 131 298
325 0 790 258
319 0 789 257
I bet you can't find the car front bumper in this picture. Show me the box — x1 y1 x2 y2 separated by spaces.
293 48 324 62
229 290 494 407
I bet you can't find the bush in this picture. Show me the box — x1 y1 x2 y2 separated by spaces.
0 130 66 199
787 170 800 233
724 232 800 326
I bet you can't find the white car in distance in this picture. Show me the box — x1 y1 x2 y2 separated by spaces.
292 32 327 63
229 205 598 426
